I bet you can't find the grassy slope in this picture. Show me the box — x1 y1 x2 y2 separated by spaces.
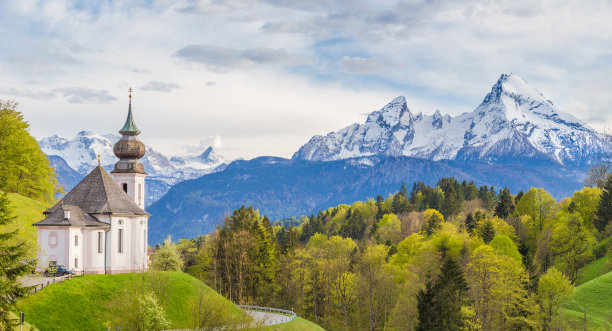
3 192 50 259
268 316 326 331
562 271 612 330
575 256 610 286
16 271 247 331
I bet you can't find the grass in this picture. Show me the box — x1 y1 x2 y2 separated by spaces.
575 256 610 286
267 316 326 331
561 271 612 330
16 271 248 331
3 192 50 259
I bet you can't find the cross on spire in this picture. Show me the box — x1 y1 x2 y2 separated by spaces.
128 87 133 103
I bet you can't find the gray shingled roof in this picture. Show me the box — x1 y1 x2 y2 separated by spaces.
44 166 150 216
34 205 110 227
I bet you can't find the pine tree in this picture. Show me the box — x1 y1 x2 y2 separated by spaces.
0 191 34 329
594 175 612 233
480 218 496 244
494 187 515 219
464 212 476 234
416 255 469 330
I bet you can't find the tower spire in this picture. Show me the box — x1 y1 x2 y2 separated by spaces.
119 87 140 136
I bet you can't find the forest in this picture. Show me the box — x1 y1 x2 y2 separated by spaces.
159 175 612 330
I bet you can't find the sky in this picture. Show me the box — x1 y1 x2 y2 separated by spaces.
1 0 611 160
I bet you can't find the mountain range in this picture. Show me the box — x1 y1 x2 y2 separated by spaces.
144 73 612 243
294 74 610 165
39 131 228 205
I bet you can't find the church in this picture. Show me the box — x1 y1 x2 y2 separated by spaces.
35 91 150 274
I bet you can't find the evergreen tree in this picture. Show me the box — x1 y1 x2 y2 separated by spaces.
494 187 515 219
480 218 496 244
464 212 476 234
594 175 612 233
416 254 469 330
0 191 34 329
399 182 408 197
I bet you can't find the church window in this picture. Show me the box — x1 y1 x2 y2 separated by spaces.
98 232 103 253
74 235 78 246
74 257 79 269
122 183 128 193
138 183 142 204
49 232 58 248
118 228 124 253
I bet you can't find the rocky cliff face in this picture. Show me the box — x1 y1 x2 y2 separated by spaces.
294 74 611 165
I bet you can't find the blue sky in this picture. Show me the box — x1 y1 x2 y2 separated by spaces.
1 0 611 159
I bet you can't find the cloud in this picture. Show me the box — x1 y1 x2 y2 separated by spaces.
53 87 116 104
8 44 80 74
205 81 217 86
181 135 224 155
341 56 391 75
174 44 310 72
0 87 56 100
140 81 180 92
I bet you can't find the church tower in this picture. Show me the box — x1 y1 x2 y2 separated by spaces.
111 88 147 209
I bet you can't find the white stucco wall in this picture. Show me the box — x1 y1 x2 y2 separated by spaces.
112 173 146 210
37 227 69 271
106 215 148 273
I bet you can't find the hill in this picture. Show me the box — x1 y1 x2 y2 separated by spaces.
562 271 612 329
3 192 50 259
16 271 248 330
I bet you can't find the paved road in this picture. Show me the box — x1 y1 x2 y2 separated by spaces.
245 310 294 326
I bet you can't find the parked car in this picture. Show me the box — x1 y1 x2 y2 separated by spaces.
44 264 72 277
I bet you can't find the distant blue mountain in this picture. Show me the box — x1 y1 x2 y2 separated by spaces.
147 155 586 244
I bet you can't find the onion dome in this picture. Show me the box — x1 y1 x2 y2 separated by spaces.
112 88 147 174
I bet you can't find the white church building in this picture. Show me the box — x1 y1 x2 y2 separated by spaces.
35 91 150 274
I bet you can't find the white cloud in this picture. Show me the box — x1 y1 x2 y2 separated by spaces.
1 0 611 159
141 81 180 92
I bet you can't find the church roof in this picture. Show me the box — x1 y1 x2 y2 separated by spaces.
43 166 150 217
119 103 141 136
34 205 110 227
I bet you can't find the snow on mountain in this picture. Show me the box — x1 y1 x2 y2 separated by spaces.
39 131 228 204
293 73 612 164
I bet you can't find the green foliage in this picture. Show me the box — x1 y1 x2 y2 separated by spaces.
551 211 596 283
152 237 184 271
416 254 469 330
422 209 444 237
0 191 34 330
568 186 602 230
479 219 495 244
494 187 515 219
133 291 170 330
538 267 574 329
594 175 612 233
374 214 402 245
489 235 521 262
467 245 540 330
514 188 558 233
464 212 476 234
0 100 60 202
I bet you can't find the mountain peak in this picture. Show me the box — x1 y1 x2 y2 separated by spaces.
484 73 550 106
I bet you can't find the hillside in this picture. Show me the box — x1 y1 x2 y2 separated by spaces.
16 271 249 330
562 271 612 329
148 155 583 243
3 192 50 259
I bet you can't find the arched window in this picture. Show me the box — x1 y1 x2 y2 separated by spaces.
122 183 128 193
138 183 142 204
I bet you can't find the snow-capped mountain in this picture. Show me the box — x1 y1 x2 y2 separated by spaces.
293 74 612 164
39 131 228 205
